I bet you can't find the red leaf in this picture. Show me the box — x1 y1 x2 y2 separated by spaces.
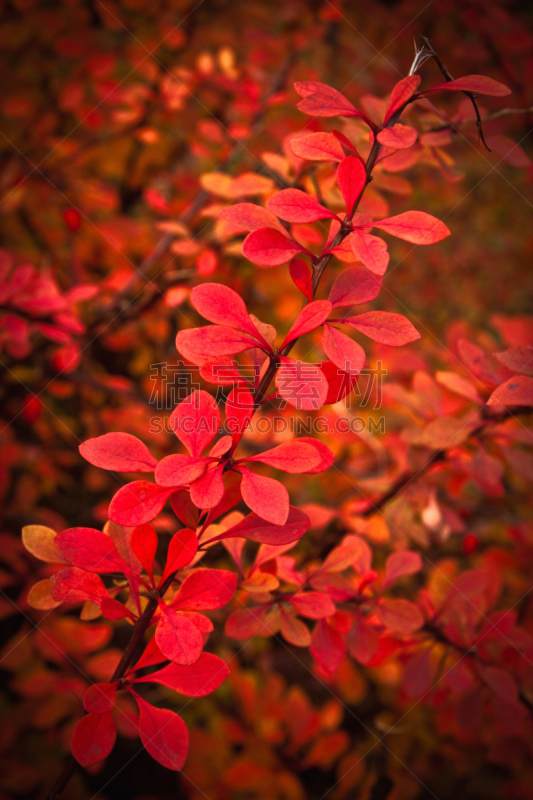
107 525 142 576
322 325 365 375
484 135 531 168
328 265 382 308
240 468 289 525
71 712 116 767
109 482 173 526
333 129 363 158
376 598 424 634
281 607 311 647
209 435 232 458
100 597 135 621
323 535 372 573
79 433 157 473
291 591 336 619
225 385 255 442
346 613 379 664
349 230 389 275
160 529 198 584
205 506 310 546
225 606 270 638
294 81 364 119
189 463 225 509
275 358 329 411
244 439 328 474
281 299 332 347
295 436 335 474
436 370 483 403
221 202 285 233
310 620 345 674
336 156 366 219
373 211 450 244
242 227 307 267
377 124 417 149
384 75 421 123
289 258 313 301
156 604 204 665
290 132 345 162
169 390 220 457
131 638 167 673
267 189 338 223
382 551 423 590
180 610 213 633
487 375 533 406
458 338 506 387
174 336 209 367
134 694 188 771
176 325 259 357
319 361 358 404
410 415 479 450
426 74 511 97
342 311 420 346
131 524 158 581
51 567 107 604
191 283 268 343
155 455 210 487
494 345 533 376
84 683 118 714
133 652 229 696
172 568 237 611
55 528 129 574
170 490 200 530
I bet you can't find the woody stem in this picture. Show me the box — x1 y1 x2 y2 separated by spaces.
46 573 178 800
252 132 384 411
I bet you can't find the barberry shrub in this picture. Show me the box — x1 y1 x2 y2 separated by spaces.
2 6 532 799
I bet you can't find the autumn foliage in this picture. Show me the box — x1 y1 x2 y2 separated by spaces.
1 2 533 800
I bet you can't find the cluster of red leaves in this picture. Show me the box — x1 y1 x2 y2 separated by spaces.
22 60 532 782
23 520 236 769
224 531 424 670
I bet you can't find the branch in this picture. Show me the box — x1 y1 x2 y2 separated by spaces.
252 95 409 409
423 621 533 717
420 35 490 151
46 572 179 800
361 406 533 519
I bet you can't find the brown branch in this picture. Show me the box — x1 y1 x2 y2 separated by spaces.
361 450 446 518
361 407 533 519
425 105 533 140
420 35 490 151
46 572 179 800
459 105 533 125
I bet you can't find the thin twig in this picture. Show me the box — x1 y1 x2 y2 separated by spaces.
426 104 533 136
420 35 490 151
46 571 180 800
360 407 532 518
